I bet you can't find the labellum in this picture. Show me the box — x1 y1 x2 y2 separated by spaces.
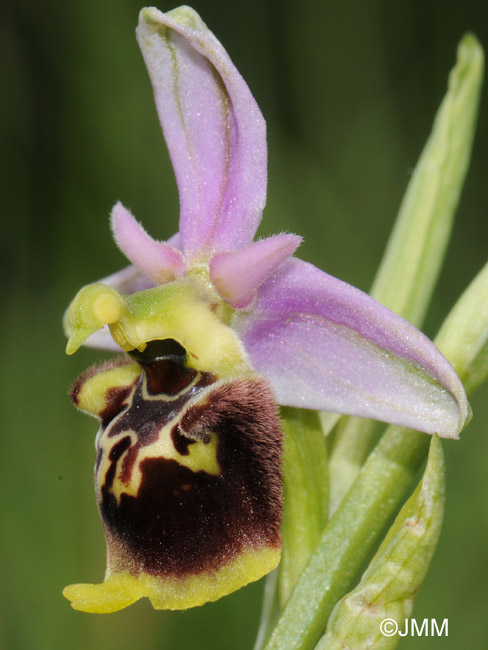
64 286 282 612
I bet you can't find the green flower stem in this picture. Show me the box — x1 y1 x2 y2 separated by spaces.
328 33 484 512
328 418 382 514
264 256 488 650
315 436 445 650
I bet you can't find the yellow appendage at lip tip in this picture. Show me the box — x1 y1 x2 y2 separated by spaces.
63 545 280 613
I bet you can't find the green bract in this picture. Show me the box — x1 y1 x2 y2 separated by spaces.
316 436 445 650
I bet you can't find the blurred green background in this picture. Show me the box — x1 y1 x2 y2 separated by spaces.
3 0 488 648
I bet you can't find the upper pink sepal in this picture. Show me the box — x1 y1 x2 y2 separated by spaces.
209 234 302 308
136 7 267 262
110 202 185 284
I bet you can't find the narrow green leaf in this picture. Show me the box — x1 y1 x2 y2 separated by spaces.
464 338 488 395
328 33 484 512
315 436 445 650
370 33 483 325
436 259 488 394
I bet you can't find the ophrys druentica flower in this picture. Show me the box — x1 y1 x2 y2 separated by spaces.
63 6 469 613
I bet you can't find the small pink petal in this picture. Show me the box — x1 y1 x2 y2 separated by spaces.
110 202 184 284
210 234 302 308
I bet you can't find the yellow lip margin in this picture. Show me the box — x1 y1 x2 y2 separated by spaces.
63 544 280 613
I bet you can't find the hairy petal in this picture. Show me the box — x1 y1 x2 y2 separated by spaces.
110 202 185 284
209 234 302 308
136 7 267 262
233 258 469 438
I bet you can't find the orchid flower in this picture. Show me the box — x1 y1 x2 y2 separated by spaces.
63 6 469 615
